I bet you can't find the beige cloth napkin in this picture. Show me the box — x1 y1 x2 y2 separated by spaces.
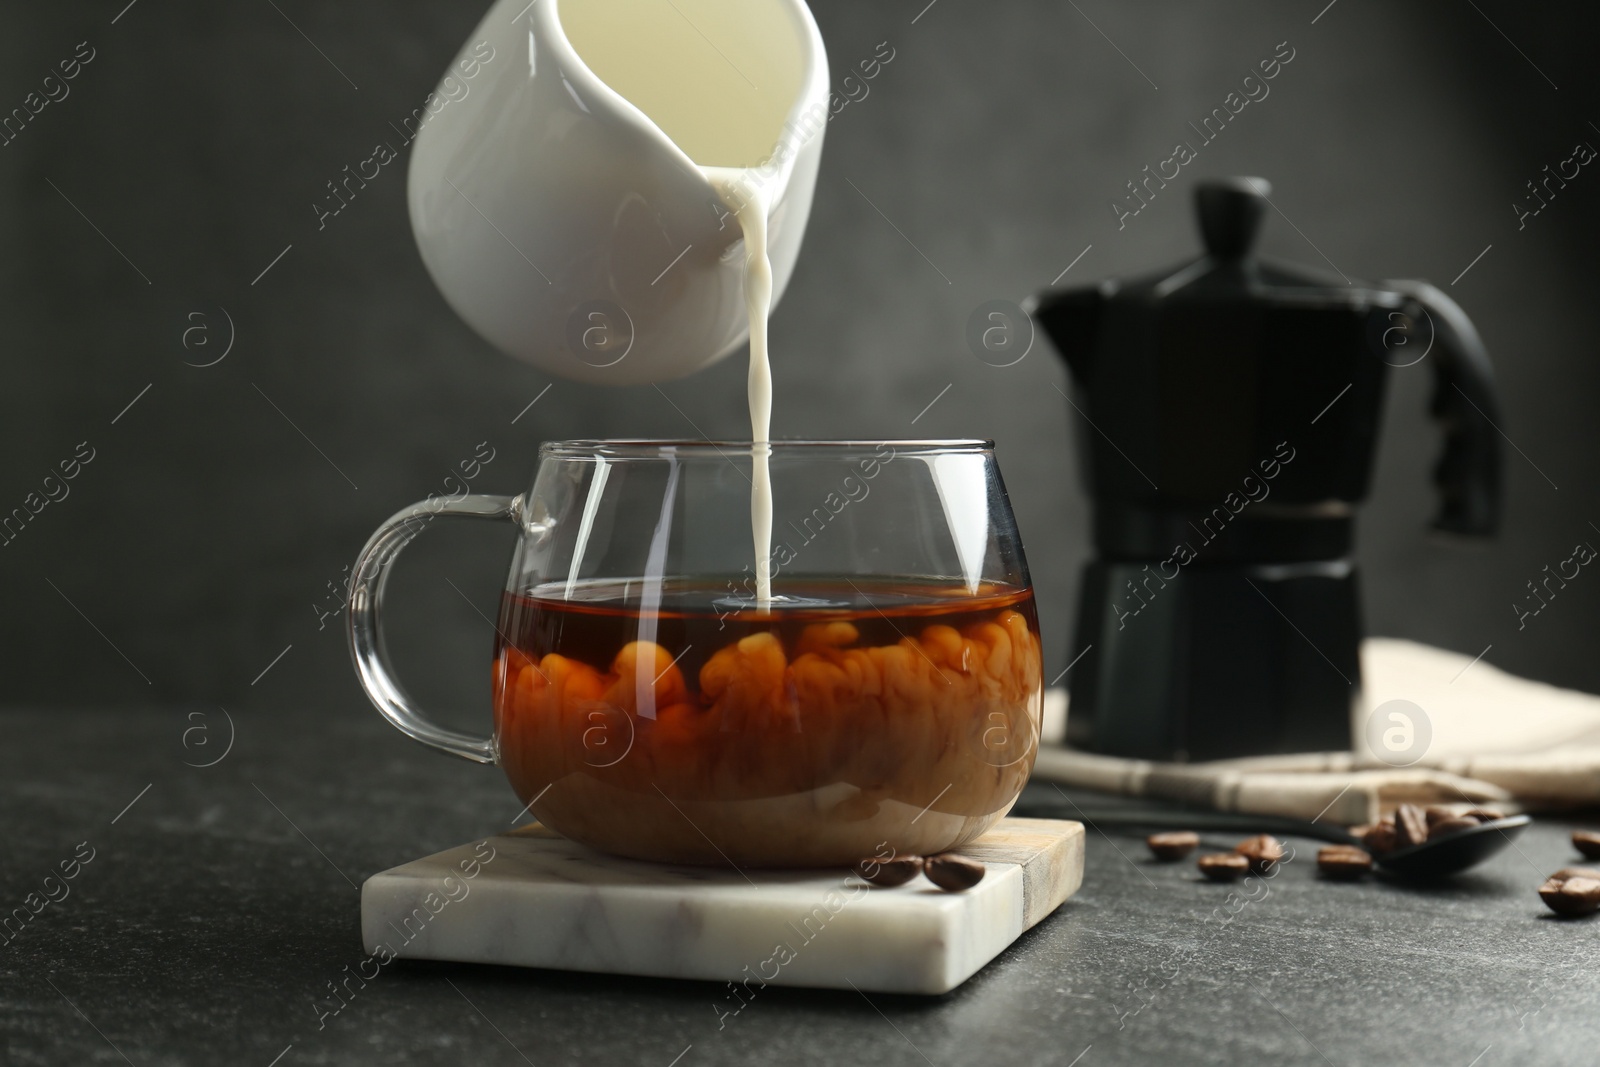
1030 638 1600 826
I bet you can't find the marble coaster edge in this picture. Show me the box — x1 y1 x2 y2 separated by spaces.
361 817 1084 994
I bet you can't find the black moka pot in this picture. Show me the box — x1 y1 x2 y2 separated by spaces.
1029 177 1502 762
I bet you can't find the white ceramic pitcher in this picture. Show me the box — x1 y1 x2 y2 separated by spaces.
407 0 830 386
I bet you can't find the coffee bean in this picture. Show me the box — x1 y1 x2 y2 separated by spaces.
1573 830 1600 860
1552 866 1600 882
1427 816 1481 841
1317 845 1373 879
1362 821 1399 855
1198 852 1250 881
923 854 985 892
1146 831 1200 862
1539 873 1600 918
1394 804 1429 848
1234 834 1284 875
1424 806 1455 828
856 855 923 887
1461 808 1505 824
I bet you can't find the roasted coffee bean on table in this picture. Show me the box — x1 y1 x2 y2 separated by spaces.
1234 834 1284 875
923 854 986 892
1197 852 1251 881
1573 830 1600 860
1317 845 1374 879
1146 831 1200 861
1539 869 1600 918
1461 808 1505 823
1424 806 1455 828
855 855 924 887
1428 816 1481 840
1362 819 1398 855
1393 804 1430 848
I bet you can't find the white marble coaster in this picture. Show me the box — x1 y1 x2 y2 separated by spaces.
360 817 1084 995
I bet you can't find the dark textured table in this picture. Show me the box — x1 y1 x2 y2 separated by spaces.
5 704 1598 1066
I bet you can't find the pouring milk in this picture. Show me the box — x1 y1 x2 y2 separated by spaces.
407 0 827 602
560 0 811 607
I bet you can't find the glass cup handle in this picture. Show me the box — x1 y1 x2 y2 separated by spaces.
347 493 525 765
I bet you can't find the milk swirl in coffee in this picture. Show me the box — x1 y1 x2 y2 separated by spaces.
560 0 807 606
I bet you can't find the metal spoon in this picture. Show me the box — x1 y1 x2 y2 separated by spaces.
1367 816 1531 879
1013 803 1531 879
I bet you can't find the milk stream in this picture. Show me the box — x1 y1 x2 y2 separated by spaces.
704 171 776 609
559 0 802 609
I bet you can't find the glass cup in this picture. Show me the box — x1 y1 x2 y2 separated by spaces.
349 440 1042 866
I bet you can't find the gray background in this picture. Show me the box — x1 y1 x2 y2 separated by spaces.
2 0 1598 721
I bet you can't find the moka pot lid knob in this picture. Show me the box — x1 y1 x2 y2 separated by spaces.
1196 177 1270 261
